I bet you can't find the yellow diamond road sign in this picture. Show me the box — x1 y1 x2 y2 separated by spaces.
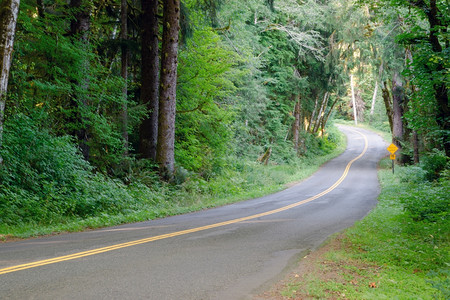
387 143 399 154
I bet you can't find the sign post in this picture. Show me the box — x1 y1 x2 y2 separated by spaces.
387 143 399 174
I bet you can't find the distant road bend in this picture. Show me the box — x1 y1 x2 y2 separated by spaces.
0 125 387 300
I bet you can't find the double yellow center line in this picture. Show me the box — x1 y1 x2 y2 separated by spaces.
0 128 368 275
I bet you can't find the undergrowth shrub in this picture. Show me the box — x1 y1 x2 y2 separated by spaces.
399 181 449 222
398 163 449 222
0 114 150 225
420 149 448 181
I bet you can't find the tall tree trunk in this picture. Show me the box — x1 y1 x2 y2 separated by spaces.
69 0 91 160
70 0 90 39
313 92 329 134
381 80 393 134
369 81 378 125
156 0 180 176
350 74 357 125
392 72 405 163
428 0 449 157
121 0 129 155
321 98 338 135
369 63 383 125
0 0 20 165
292 95 301 151
412 130 420 164
307 95 319 133
434 80 449 157
139 0 160 160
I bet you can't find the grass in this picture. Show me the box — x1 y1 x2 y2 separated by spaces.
0 126 347 240
276 158 449 299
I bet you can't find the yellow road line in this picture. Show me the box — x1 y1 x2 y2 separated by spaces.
0 128 368 275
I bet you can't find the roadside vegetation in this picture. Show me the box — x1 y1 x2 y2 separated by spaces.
0 121 345 239
270 142 449 299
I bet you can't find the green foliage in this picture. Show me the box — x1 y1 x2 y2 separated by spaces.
360 0 449 156
397 162 449 222
0 113 90 224
0 113 138 225
420 149 449 181
176 29 238 175
7 1 145 176
428 268 450 299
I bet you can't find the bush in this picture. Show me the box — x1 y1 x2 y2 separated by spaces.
0 113 143 225
420 149 448 181
396 158 449 223
0 113 91 189
399 181 449 222
397 164 449 222
399 165 427 184
0 114 92 223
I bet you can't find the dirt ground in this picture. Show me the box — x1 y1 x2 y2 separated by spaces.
253 234 381 300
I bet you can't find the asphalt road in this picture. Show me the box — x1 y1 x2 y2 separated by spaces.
0 125 387 300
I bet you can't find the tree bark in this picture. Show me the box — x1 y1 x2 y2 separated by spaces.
69 0 90 40
350 74 357 125
0 0 20 165
139 0 160 160
292 95 301 151
381 80 393 134
69 0 91 160
121 0 129 155
307 95 319 133
313 91 329 134
392 72 405 163
412 130 420 164
257 147 272 165
434 79 449 157
321 98 338 135
369 82 378 122
369 63 383 125
156 0 180 176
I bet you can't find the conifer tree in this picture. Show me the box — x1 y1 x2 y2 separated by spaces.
156 0 181 176
139 0 160 160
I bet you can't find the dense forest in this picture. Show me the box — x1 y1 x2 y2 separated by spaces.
0 0 448 228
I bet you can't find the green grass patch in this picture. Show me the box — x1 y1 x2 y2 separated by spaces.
279 158 449 299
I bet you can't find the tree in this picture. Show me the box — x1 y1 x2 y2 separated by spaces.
362 0 449 157
156 0 181 176
0 0 20 165
139 0 160 160
68 0 91 160
175 29 237 173
120 0 129 155
266 0 275 11
292 95 301 151
406 0 449 157
391 71 406 162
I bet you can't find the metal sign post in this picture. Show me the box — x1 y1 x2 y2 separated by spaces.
387 144 399 174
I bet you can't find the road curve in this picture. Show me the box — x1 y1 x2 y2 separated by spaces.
0 125 387 300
